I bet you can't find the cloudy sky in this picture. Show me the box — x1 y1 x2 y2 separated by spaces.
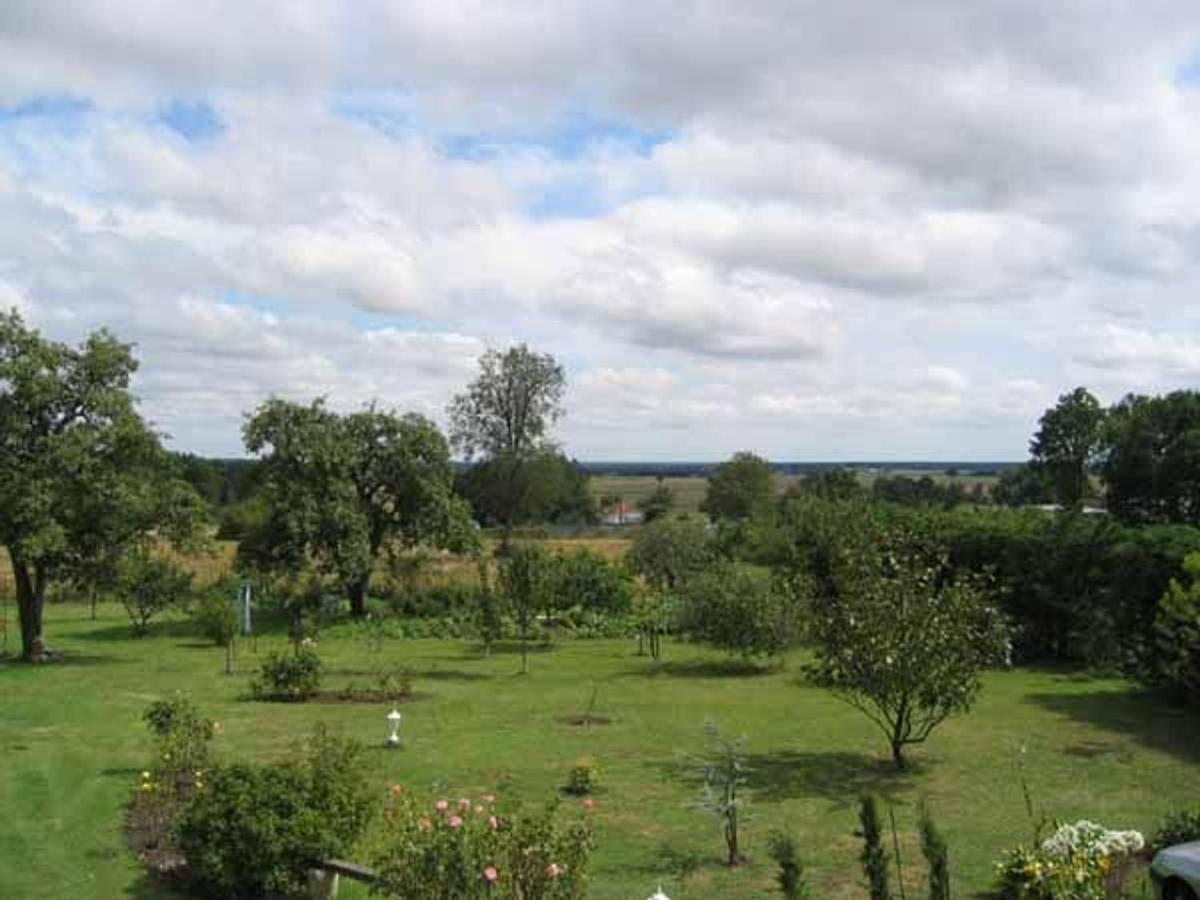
3 2 1200 460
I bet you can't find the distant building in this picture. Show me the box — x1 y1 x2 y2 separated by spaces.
601 498 644 526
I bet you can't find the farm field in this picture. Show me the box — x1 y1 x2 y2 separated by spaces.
2 603 1196 899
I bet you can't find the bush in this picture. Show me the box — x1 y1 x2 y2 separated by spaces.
1153 809 1200 853
371 790 594 899
193 580 239 647
114 549 194 636
677 563 801 659
143 696 215 789
1148 553 1200 701
859 795 891 900
549 550 632 614
562 758 599 796
252 647 322 701
994 820 1145 900
768 831 811 900
178 726 373 900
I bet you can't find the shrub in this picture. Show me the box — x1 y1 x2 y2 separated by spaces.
193 580 239 647
1148 553 1200 702
919 800 950 900
627 516 714 592
768 831 811 900
859 795 891 900
677 562 800 659
994 820 1144 900
549 549 631 614
143 696 215 790
177 726 373 900
563 758 599 796
371 790 594 899
1153 809 1200 853
252 647 322 701
114 548 194 636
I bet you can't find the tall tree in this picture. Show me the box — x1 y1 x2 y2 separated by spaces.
701 452 774 522
1030 387 1106 507
0 311 205 660
243 399 472 617
1102 390 1200 525
448 345 566 540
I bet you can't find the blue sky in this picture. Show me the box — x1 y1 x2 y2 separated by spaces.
2 2 1200 459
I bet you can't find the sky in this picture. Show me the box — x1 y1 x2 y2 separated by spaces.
3 2 1200 461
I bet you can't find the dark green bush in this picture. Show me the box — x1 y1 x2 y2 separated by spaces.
549 549 632 613
859 795 891 900
193 579 240 647
177 727 373 899
252 647 322 701
1153 808 1200 852
768 831 811 900
677 563 800 659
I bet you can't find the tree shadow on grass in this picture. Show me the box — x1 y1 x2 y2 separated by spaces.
622 659 777 679
0 651 123 667
649 749 922 807
74 620 198 642
1025 689 1200 765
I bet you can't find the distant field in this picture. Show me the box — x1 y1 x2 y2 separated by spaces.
590 468 1001 514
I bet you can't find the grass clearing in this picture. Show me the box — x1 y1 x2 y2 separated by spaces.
3 604 1197 899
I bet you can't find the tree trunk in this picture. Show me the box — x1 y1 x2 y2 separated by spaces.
349 573 370 618
891 736 906 771
13 557 47 662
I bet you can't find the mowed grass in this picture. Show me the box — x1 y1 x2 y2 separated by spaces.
3 605 1198 899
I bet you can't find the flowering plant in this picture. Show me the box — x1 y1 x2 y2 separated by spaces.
371 788 594 899
995 820 1145 900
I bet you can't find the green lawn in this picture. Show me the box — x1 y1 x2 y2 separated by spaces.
2 604 1197 899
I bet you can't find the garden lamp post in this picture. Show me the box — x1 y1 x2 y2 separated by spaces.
386 709 403 747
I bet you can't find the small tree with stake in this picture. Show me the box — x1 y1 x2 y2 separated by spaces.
691 720 751 866
499 543 550 675
807 530 1011 769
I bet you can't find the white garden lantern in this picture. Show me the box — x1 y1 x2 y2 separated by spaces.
386 709 403 747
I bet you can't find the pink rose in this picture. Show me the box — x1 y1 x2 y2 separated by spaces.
459 798 471 809
482 793 496 803
435 799 449 811
483 865 498 882
487 815 499 829
581 798 595 810
546 863 562 878
448 815 464 828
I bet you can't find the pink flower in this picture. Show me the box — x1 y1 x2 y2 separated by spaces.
435 799 449 811
487 815 499 830
482 793 496 803
475 805 484 814
459 798 471 809
581 798 595 810
483 865 498 883
546 863 562 878
448 815 464 828
389 784 405 796
418 817 432 831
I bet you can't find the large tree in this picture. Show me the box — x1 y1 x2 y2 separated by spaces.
1102 390 1200 525
806 531 1011 769
0 311 205 660
1030 387 1106 507
243 399 472 617
448 345 566 539
455 449 595 528
701 452 774 522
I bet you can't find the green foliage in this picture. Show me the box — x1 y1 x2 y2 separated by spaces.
627 516 714 591
993 820 1145 900
691 720 750 867
676 562 801 659
992 463 1055 507
768 831 811 900
0 310 206 658
113 549 194 636
1102 390 1200 525
871 474 971 509
798 467 864 502
1030 387 1106 507
243 398 472 616
701 451 774 522
859 795 892 900
918 800 950 900
371 790 594 900
1152 808 1200 852
639 478 675 522
252 647 322 701
1148 552 1200 701
500 543 553 673
192 578 239 647
807 531 1011 768
177 726 373 900
549 548 632 614
457 451 596 528
563 757 599 796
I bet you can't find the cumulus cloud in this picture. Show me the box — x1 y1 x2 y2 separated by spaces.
3 2 1200 456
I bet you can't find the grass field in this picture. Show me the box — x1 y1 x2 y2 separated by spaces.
3 604 1197 899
